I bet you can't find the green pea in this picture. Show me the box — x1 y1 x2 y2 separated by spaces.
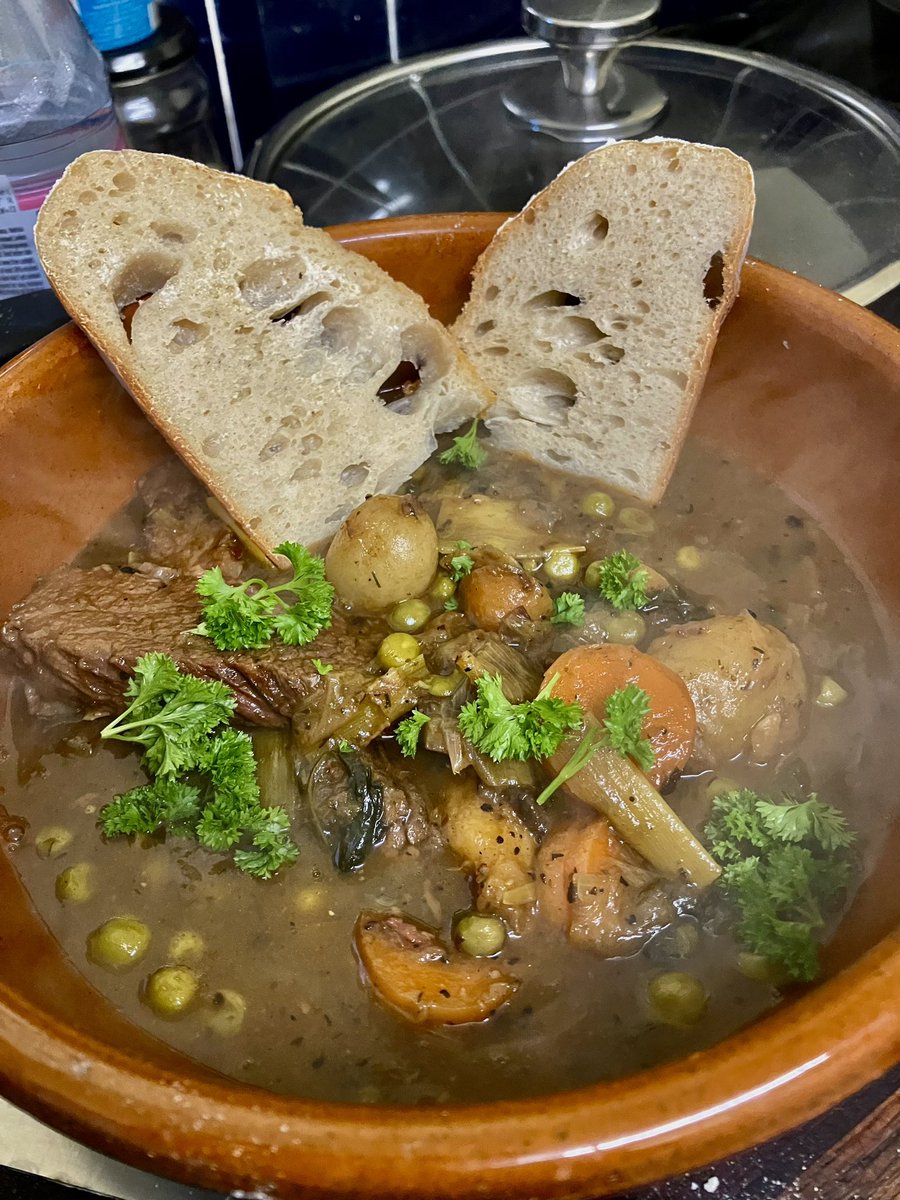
87 917 151 972
168 930 205 962
543 549 580 584
454 913 507 958
205 988 247 1037
647 971 708 1026
603 610 647 644
387 598 431 633
376 633 422 670
142 966 200 1019
705 775 740 801
736 952 790 987
580 491 615 519
617 506 655 536
424 670 465 698
583 560 605 590
428 572 456 603
35 826 73 859
55 862 95 904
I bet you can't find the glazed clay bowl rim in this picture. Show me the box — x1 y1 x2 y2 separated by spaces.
0 213 899 1198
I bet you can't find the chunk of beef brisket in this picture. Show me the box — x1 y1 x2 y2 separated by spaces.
2 565 382 726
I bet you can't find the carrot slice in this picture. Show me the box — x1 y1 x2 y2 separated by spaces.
354 912 519 1026
542 644 695 787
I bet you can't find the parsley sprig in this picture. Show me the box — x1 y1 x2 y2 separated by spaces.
705 790 856 981
592 549 649 610
458 672 583 762
439 419 487 470
449 553 475 582
550 592 585 626
194 541 333 651
395 709 430 757
98 654 298 879
535 682 656 805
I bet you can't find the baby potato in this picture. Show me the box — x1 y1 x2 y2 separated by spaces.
325 495 438 613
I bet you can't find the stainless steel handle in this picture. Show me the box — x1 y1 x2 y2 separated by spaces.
503 0 666 141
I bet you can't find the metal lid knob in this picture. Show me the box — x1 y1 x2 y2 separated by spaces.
504 0 667 141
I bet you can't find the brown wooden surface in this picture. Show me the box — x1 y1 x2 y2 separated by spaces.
616 1066 900 1199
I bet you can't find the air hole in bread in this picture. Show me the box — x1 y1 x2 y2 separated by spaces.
657 368 688 389
400 323 452 385
590 213 610 241
510 368 577 427
301 433 323 452
239 256 305 310
484 285 500 302
523 209 536 226
150 220 195 245
237 385 252 400
483 345 509 357
666 155 683 173
292 459 321 483
611 319 628 333
608 415 626 429
113 251 181 309
79 190 97 204
168 318 209 353
546 449 570 465
340 463 370 488
377 360 421 407
111 170 136 194
621 467 640 484
259 435 290 461
626 164 637 176
474 320 496 336
526 290 581 309
630 277 643 288
321 305 369 353
599 344 625 364
112 212 129 226
636 300 651 314
59 209 79 233
555 316 608 348
703 250 725 309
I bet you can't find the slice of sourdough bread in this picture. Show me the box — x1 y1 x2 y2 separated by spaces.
36 151 492 557
453 139 755 504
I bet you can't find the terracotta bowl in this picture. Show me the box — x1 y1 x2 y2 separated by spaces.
0 214 899 1199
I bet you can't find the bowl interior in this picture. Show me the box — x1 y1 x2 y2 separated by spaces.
0 213 899 1198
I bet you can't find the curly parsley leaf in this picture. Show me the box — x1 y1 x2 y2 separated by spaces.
535 683 656 805
449 553 475 582
438 419 488 470
458 671 583 762
99 778 201 838
194 541 333 651
232 806 299 879
395 709 430 758
603 682 654 772
98 658 298 879
704 789 857 981
313 658 333 676
100 653 234 777
550 592 585 626
592 549 649 610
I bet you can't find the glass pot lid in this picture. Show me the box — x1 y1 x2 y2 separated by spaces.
247 37 900 301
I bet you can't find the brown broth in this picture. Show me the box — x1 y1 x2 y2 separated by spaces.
1 439 897 1105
